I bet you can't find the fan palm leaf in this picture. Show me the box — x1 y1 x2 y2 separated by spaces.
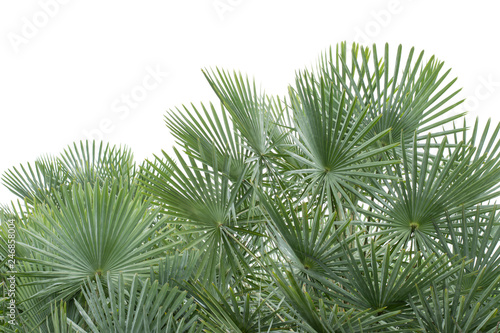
258 191 353 277
1 141 136 207
409 263 500 332
361 133 500 253
286 72 399 218
272 268 411 332
140 148 262 283
15 180 176 313
433 205 500 292
186 282 288 333
166 102 250 183
318 42 464 150
76 272 202 332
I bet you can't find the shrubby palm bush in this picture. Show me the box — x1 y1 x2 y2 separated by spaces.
1 42 500 332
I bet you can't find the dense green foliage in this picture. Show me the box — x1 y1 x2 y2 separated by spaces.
1 42 500 332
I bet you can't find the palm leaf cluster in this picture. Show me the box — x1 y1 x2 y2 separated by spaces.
1 42 500 332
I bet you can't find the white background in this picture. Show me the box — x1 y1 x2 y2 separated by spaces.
1 1 499 204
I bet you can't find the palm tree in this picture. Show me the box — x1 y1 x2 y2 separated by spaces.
1 42 499 332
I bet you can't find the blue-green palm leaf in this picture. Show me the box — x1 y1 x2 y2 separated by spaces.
362 133 500 253
287 72 399 218
433 206 500 292
186 282 287 333
76 272 202 333
258 191 353 277
409 263 500 332
15 180 175 310
1 141 135 207
272 268 411 333
166 102 250 183
140 149 261 282
318 42 464 150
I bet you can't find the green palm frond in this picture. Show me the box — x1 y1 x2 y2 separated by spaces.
76 272 202 333
166 102 250 183
286 72 399 218
187 282 288 333
1 141 136 207
433 205 500 292
203 69 276 159
2 155 68 206
1 259 87 332
334 237 456 314
409 263 500 332
151 251 200 289
361 133 500 253
0 299 86 333
45 301 86 333
59 141 134 187
272 268 411 333
15 180 176 314
202 69 292 188
140 148 261 282
258 191 353 277
318 42 464 149
449 117 500 170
